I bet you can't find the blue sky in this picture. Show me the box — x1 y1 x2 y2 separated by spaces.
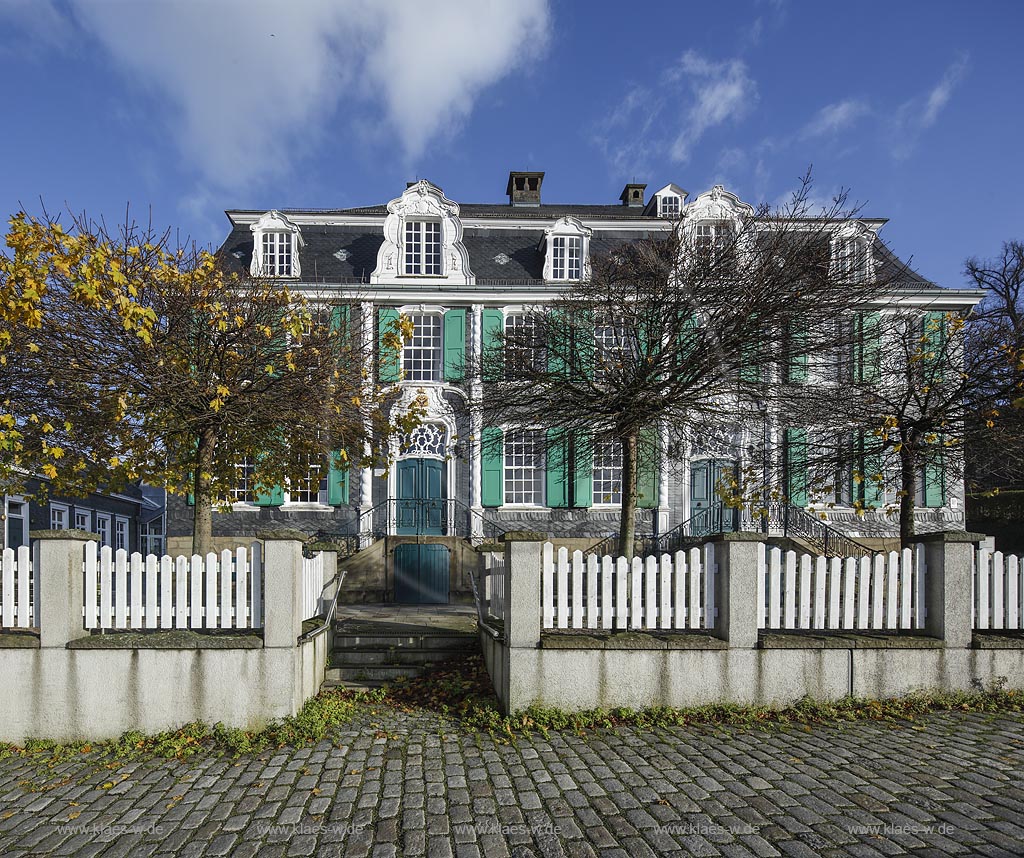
0 0 1021 289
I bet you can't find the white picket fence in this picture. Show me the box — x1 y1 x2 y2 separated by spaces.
1 546 37 629
302 551 325 620
481 552 506 624
758 545 927 631
974 548 1024 630
542 543 716 631
83 542 263 631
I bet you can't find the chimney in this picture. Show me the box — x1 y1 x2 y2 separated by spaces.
620 183 646 207
506 171 544 206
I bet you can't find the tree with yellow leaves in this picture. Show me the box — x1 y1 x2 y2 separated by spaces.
0 211 413 554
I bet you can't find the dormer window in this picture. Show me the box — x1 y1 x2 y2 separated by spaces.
659 195 681 218
833 235 870 282
250 210 302 279
261 232 293 277
543 216 592 283
694 221 733 253
551 235 582 280
404 221 442 276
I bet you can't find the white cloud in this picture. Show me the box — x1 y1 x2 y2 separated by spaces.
30 0 549 188
669 51 757 163
800 99 870 139
889 53 970 159
921 53 970 127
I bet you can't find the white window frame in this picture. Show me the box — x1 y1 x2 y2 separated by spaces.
503 429 545 506
114 516 130 551
261 231 294 277
694 221 733 254
832 235 871 283
74 509 92 531
49 502 69 530
402 313 444 382
659 195 681 218
592 440 623 506
543 217 592 283
229 458 256 505
4 496 29 551
283 457 329 506
249 210 302 279
95 513 112 548
403 220 443 276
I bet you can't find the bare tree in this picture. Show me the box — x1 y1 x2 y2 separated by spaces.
473 177 887 557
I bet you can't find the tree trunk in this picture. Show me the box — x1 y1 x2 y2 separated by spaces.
898 441 917 550
192 427 217 557
619 433 638 560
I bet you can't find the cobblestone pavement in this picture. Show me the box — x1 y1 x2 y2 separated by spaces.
1 707 1023 858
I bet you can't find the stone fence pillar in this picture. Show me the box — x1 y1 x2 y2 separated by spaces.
712 532 763 649
918 530 986 649
33 530 95 648
259 533 306 649
502 532 545 649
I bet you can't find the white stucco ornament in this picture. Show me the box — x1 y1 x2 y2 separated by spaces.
371 180 475 285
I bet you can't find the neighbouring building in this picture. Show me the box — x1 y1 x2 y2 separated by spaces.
3 480 161 554
165 173 985 601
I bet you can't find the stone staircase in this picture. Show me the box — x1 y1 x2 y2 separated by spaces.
323 608 480 691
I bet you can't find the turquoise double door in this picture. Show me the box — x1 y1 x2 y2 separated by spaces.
690 459 730 535
394 458 449 604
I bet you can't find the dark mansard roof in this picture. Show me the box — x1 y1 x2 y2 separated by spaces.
215 202 939 290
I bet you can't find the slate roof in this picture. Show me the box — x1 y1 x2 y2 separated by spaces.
216 203 939 289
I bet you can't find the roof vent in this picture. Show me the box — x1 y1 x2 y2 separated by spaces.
506 171 544 206
620 183 646 207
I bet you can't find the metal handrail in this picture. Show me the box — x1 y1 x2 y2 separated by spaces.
780 504 874 558
297 569 347 643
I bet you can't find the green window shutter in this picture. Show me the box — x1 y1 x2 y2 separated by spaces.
329 304 350 337
786 323 808 383
480 427 504 507
546 428 569 508
481 308 504 382
862 436 884 509
378 307 400 383
547 310 568 377
677 311 698 362
572 431 593 508
785 428 808 507
327 451 349 506
636 429 659 509
922 310 947 379
443 308 466 381
859 311 880 382
577 311 595 380
253 483 284 507
923 444 945 508
739 340 760 383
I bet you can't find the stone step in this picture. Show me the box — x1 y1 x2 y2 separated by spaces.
322 677 391 692
326 665 423 683
332 633 478 651
331 647 477 667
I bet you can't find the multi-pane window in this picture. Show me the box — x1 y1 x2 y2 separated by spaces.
593 441 623 505
74 510 91 531
594 321 626 382
504 430 545 505
551 236 582 280
96 514 111 548
50 503 68 530
230 458 255 503
504 313 541 378
287 457 327 503
261 232 293 277
404 221 442 275
115 517 129 551
695 222 733 255
834 238 868 282
659 195 681 218
403 314 443 381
